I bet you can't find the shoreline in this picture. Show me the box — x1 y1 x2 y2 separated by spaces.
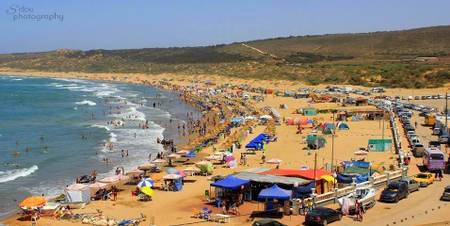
0 73 206 222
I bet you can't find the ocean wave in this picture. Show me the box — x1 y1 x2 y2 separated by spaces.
11 78 23 81
91 124 111 131
95 90 116 97
0 165 38 183
75 100 96 106
111 107 146 121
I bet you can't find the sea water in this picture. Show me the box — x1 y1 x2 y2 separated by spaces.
0 75 199 218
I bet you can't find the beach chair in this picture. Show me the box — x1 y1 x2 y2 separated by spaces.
191 208 201 218
200 207 212 220
212 214 230 223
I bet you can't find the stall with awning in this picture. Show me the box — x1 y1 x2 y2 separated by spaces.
211 176 250 190
258 184 292 200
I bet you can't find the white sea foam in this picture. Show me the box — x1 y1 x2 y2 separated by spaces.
111 107 146 121
109 132 117 142
95 90 116 97
11 78 23 81
91 124 111 131
0 165 38 183
75 100 97 106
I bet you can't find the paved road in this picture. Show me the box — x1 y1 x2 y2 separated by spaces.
333 113 450 226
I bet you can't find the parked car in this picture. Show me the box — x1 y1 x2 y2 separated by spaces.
305 207 342 226
439 133 449 144
379 181 409 203
252 219 287 226
429 141 441 148
412 143 426 157
404 125 415 132
399 177 420 193
440 186 450 201
414 173 435 187
410 138 421 147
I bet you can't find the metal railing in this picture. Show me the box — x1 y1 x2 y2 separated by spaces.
305 168 404 206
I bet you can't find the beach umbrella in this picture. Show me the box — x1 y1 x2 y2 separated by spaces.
126 169 144 177
66 183 88 191
260 115 273 120
185 151 196 158
163 173 183 180
19 196 46 209
140 186 155 197
167 154 181 159
176 170 186 177
137 178 154 188
266 159 283 164
176 150 189 155
152 159 167 164
225 155 235 162
354 150 369 156
183 166 200 173
88 182 110 194
99 174 130 184
138 163 156 171
165 167 178 174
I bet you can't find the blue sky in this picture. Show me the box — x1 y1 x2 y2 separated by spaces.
0 0 449 53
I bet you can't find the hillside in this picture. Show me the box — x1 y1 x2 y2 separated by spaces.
1 25 450 88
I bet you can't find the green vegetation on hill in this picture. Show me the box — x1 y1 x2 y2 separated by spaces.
1 25 450 88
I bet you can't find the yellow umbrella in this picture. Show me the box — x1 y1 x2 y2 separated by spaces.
19 196 46 209
140 186 155 197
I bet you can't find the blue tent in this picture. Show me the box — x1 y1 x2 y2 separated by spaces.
211 176 250 190
245 142 263 150
336 174 353 184
338 122 349 130
352 161 370 168
292 182 315 198
258 184 292 200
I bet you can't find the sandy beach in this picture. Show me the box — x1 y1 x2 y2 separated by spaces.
1 67 449 226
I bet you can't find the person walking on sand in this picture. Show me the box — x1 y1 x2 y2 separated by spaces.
355 200 363 221
31 212 37 226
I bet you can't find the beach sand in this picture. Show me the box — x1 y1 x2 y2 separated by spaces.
1 67 449 226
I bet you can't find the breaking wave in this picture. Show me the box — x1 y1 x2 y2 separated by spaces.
0 165 39 183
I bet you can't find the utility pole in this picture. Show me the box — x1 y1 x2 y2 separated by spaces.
382 109 385 151
331 112 336 173
314 152 317 182
446 92 448 131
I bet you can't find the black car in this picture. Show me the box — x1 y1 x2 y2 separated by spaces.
305 207 342 226
404 125 415 132
379 181 409 203
441 186 450 201
252 219 287 226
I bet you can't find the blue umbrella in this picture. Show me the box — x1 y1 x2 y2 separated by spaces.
185 151 196 158
137 178 154 188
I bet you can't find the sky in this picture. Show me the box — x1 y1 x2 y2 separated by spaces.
0 0 449 53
